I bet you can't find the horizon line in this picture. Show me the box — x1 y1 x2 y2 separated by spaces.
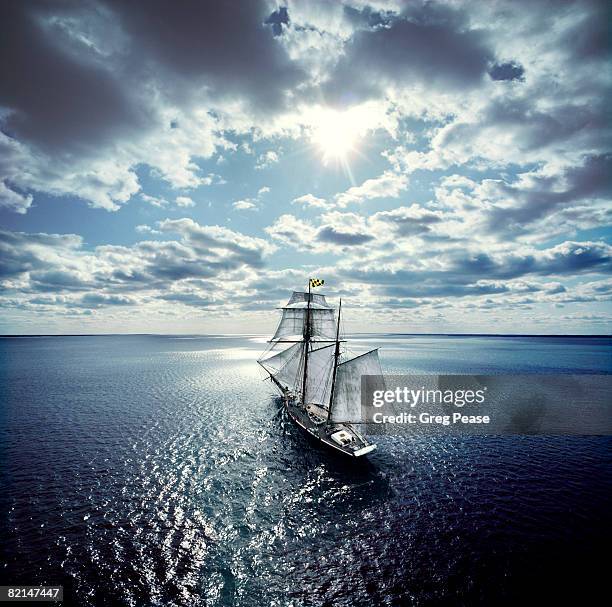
1 332 610 338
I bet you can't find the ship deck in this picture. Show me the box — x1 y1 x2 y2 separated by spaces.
285 398 376 457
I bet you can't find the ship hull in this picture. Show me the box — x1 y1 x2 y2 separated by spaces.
284 395 376 458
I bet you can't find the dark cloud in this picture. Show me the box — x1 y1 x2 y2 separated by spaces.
324 11 493 103
30 270 91 292
562 5 612 61
0 229 82 280
377 297 422 308
489 61 525 81
316 225 374 246
158 218 275 268
106 0 303 111
381 282 510 299
546 284 567 294
339 241 612 299
0 220 274 313
373 206 443 236
0 1 147 154
449 241 612 279
590 281 612 294
487 154 612 235
0 0 303 157
160 292 216 308
437 97 610 160
78 293 134 308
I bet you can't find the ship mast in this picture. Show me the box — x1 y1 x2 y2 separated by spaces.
327 298 342 419
301 280 311 404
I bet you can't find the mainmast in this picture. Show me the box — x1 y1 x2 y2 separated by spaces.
328 298 342 418
301 280 312 403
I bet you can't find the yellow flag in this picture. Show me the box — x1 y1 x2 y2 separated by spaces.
309 278 324 288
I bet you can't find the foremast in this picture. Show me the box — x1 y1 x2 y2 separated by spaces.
327 298 341 421
301 280 311 404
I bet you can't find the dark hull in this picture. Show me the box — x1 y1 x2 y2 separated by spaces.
284 396 376 458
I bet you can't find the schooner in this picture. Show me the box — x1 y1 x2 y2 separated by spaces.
258 280 382 457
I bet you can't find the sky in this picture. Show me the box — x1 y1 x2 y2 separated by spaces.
0 0 610 335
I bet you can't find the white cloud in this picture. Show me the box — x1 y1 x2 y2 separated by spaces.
140 193 167 208
255 150 279 170
292 194 329 209
232 200 258 211
0 180 33 214
135 224 162 235
175 196 195 208
334 170 408 207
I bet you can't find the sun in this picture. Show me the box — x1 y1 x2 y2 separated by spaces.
310 108 363 165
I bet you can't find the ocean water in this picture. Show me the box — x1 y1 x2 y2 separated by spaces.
0 334 610 606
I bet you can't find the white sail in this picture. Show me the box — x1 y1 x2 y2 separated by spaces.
272 308 337 341
329 349 382 423
287 291 330 308
260 341 336 401
310 309 337 341
304 344 335 406
258 342 302 390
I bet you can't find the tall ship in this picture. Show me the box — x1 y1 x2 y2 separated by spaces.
258 280 382 457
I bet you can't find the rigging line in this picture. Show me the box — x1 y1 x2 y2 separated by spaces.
268 340 344 343
338 347 380 365
310 343 335 353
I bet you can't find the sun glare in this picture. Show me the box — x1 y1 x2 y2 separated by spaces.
310 108 363 165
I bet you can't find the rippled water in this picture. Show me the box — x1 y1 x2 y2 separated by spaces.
1 335 610 606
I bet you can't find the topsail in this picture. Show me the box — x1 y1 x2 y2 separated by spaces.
272 308 337 341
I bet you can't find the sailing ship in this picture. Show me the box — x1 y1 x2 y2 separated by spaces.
258 280 382 457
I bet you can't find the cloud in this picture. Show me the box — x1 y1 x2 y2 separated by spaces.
414 93 610 172
107 0 304 111
175 195 195 208
431 156 612 242
371 204 445 237
157 218 276 268
0 0 302 212
334 171 408 207
317 226 373 246
265 214 318 250
135 225 160 235
0 219 276 315
255 150 279 169
160 292 216 308
78 293 135 308
316 211 375 246
337 240 612 301
233 200 258 211
0 180 33 214
448 241 612 279
0 229 83 280
0 1 146 154
484 154 612 237
232 184 271 211
140 194 168 207
292 194 329 209
324 8 494 103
